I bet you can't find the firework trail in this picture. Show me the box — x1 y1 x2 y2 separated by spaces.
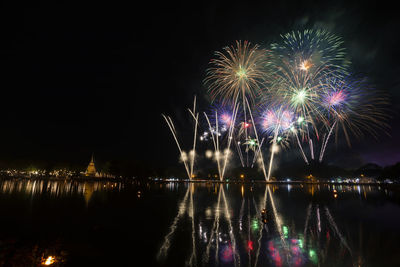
325 206 353 256
204 103 239 181
235 139 245 167
188 96 199 178
221 103 240 179
162 115 191 179
267 129 279 181
317 205 321 233
204 112 223 179
254 186 269 267
187 185 197 266
247 198 251 266
267 187 289 256
221 186 241 267
244 98 268 179
239 193 245 231
203 186 222 266
162 97 199 179
214 189 221 266
319 120 337 162
294 129 309 164
260 107 295 179
157 187 190 260
251 137 265 168
303 203 312 242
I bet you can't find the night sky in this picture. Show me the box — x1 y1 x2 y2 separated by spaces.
0 0 399 172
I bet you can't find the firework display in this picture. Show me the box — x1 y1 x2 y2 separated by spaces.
163 29 389 181
204 41 269 172
318 75 389 162
204 40 269 106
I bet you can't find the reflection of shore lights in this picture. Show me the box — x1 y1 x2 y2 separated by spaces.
268 241 282 267
42 256 55 265
333 189 338 198
282 225 289 238
298 239 303 249
221 244 233 263
247 240 254 251
251 218 259 230
309 249 318 264
261 208 266 214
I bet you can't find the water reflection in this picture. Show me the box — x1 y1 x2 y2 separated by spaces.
0 178 129 266
0 179 398 266
157 183 400 266
0 178 124 204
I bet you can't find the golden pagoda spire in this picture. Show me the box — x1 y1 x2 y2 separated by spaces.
85 153 97 176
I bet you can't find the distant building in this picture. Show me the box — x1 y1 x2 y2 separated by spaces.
85 155 97 177
82 154 116 178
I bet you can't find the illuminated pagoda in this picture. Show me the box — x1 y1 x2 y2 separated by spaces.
85 154 97 177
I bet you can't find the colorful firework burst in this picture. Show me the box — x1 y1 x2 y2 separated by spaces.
260 108 296 136
265 29 351 135
319 75 389 146
244 137 258 152
204 40 270 106
270 29 350 79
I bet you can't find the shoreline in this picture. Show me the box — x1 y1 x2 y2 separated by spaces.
0 175 127 182
151 180 400 186
0 176 398 187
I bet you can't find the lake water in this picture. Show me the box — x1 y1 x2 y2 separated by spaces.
0 179 399 266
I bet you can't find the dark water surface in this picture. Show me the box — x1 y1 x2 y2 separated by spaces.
0 179 399 266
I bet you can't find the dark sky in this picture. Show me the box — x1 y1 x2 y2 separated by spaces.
0 0 399 170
